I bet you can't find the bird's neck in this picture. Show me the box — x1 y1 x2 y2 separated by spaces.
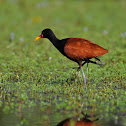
48 35 59 47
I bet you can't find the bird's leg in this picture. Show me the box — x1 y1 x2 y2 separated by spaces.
82 61 87 67
78 70 81 82
88 60 104 66
82 60 89 78
95 57 105 66
76 61 86 71
75 70 81 82
79 62 86 89
77 61 89 83
73 58 103 70
81 67 86 89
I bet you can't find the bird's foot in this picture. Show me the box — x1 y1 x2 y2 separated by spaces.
96 61 105 66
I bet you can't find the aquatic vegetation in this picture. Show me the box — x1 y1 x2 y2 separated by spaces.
0 0 126 126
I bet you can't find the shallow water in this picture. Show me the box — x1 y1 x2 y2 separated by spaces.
0 81 126 126
0 105 126 126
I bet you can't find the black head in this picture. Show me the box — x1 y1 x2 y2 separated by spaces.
34 28 58 42
41 28 54 39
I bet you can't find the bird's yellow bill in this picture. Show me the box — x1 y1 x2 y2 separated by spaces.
34 36 41 41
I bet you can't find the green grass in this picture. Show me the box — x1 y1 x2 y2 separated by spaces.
0 0 126 126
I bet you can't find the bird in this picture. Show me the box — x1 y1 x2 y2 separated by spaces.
34 28 108 88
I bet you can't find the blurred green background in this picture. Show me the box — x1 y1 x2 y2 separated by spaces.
0 0 126 126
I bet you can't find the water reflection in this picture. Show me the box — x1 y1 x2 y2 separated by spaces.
18 100 24 120
57 111 102 126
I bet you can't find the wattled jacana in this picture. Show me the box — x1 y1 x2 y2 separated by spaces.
34 28 108 88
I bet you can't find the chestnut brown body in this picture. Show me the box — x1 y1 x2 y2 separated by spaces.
64 38 108 63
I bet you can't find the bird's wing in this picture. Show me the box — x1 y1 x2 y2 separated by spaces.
64 38 108 61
